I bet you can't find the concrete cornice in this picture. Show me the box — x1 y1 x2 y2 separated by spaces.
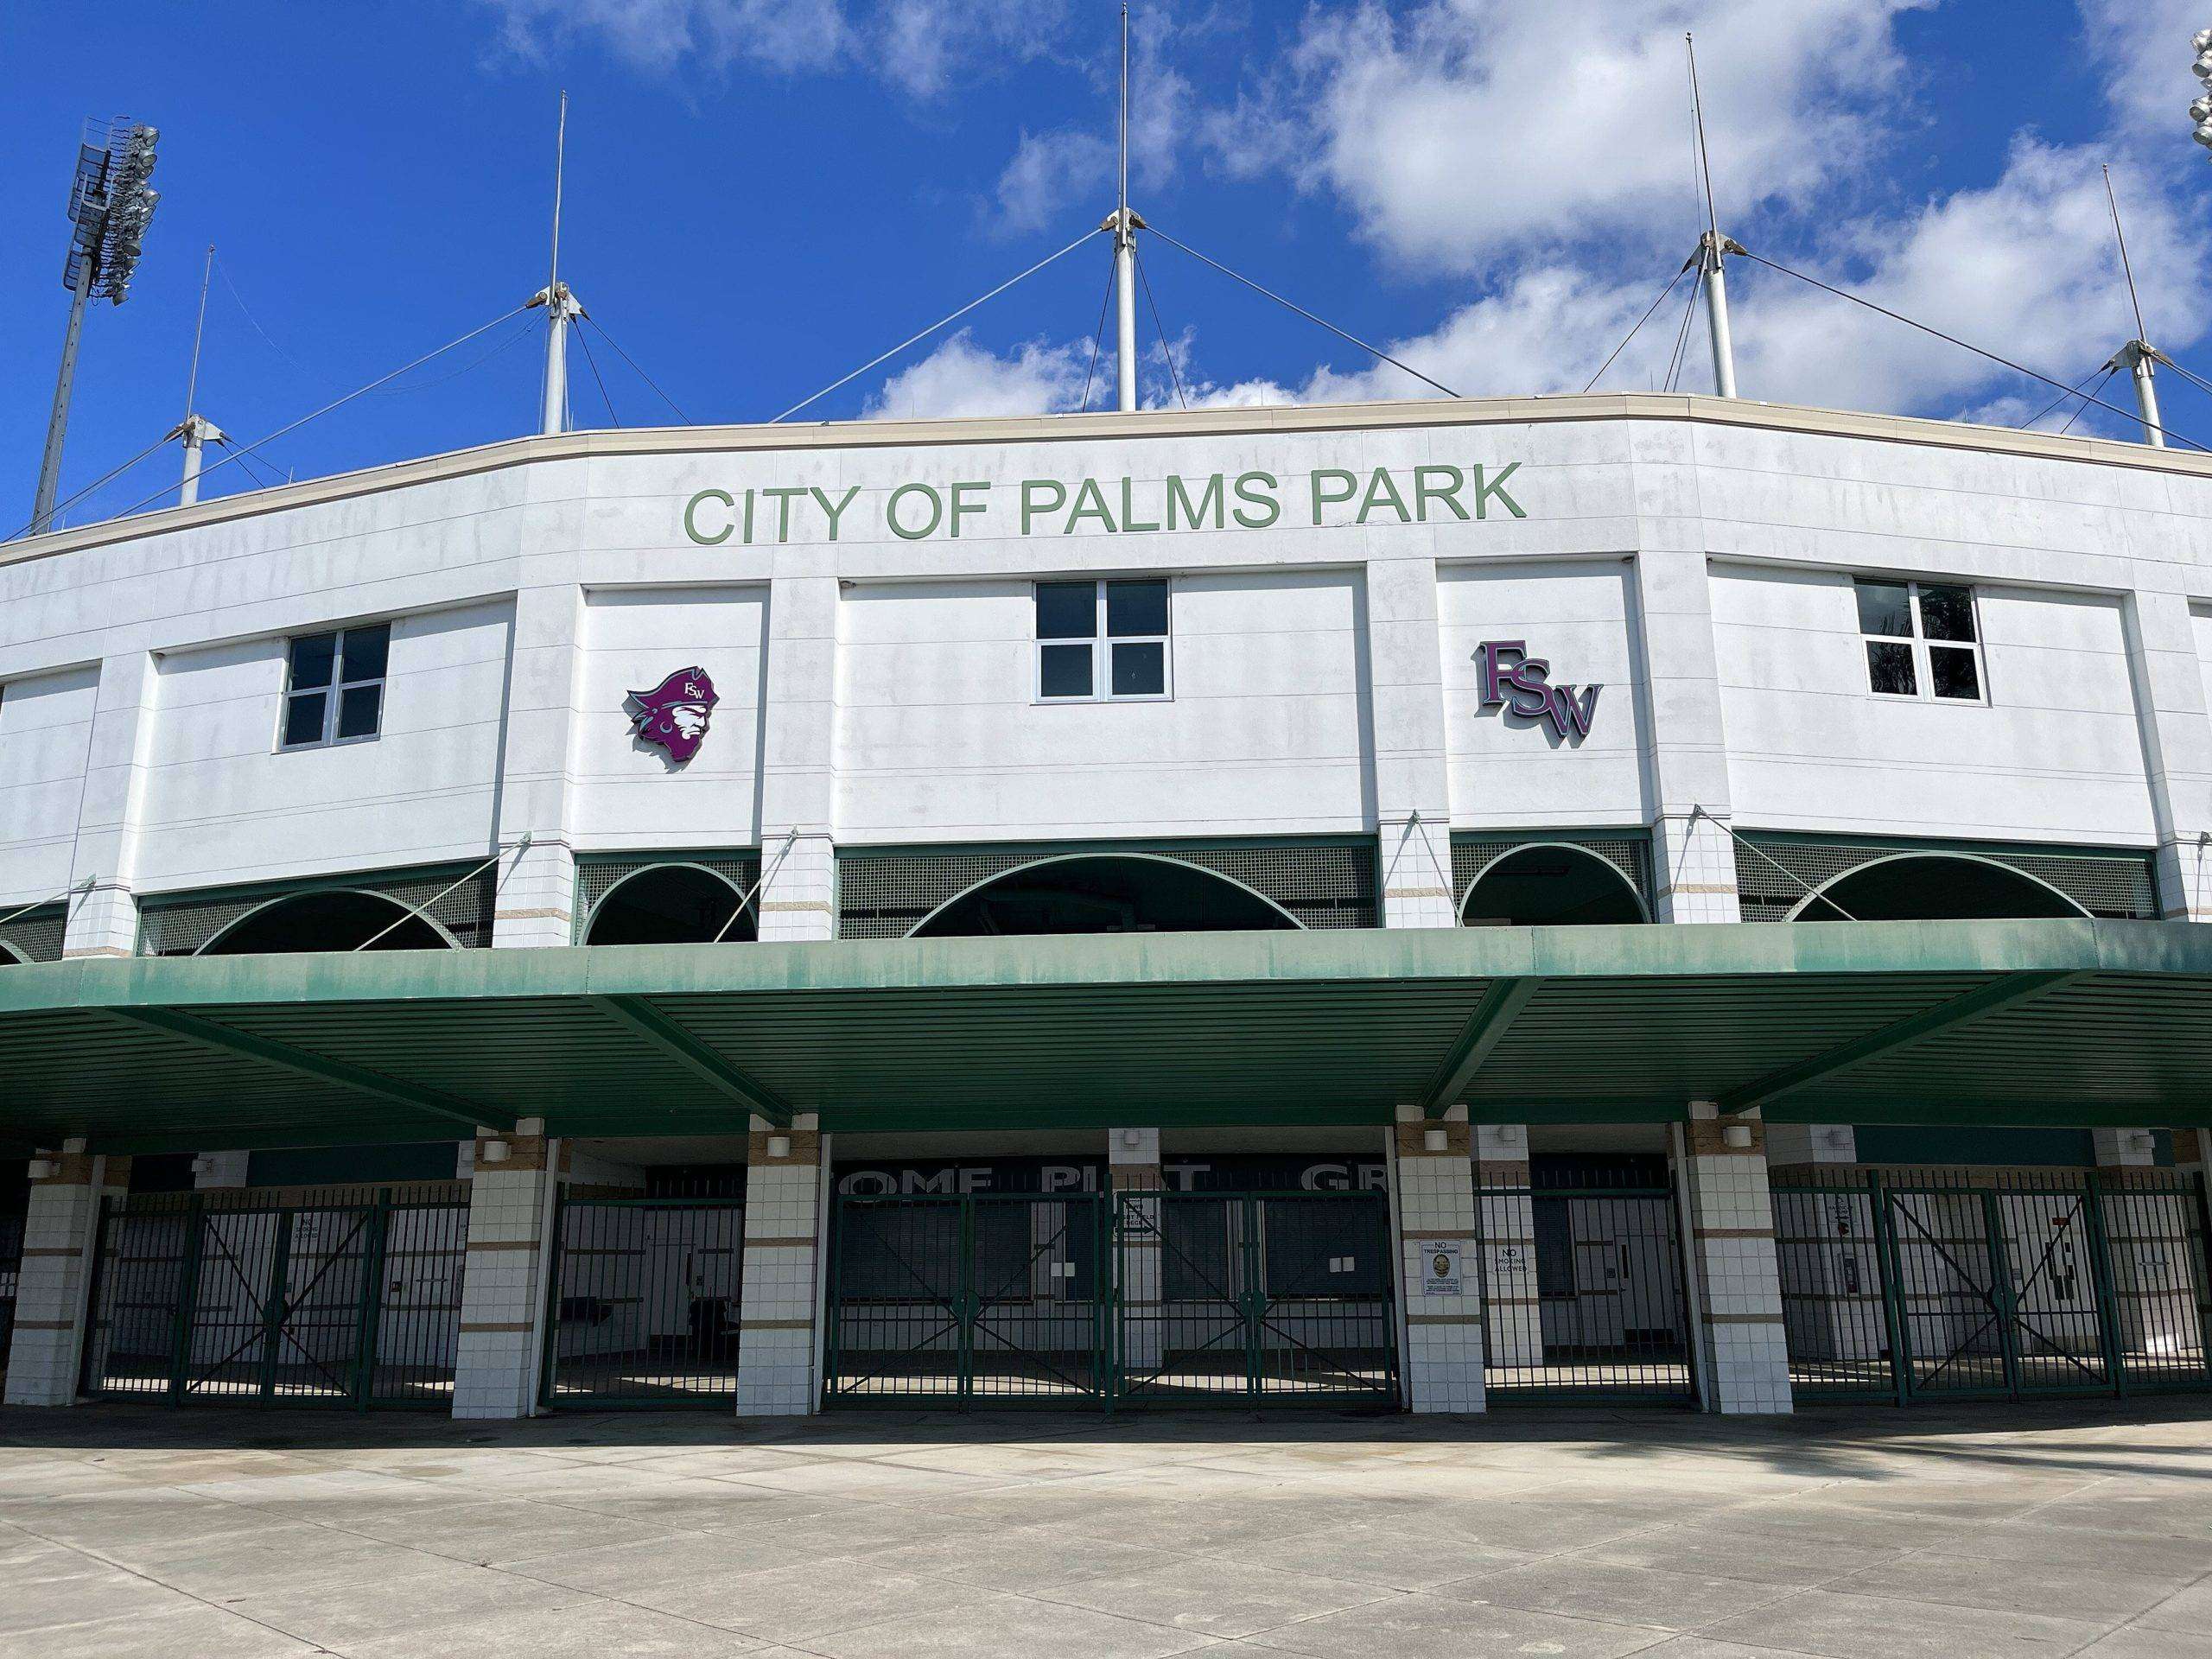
7 391 2210 572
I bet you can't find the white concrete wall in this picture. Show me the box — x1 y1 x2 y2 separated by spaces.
0 663 99 911
131 598 515 893
1438 557 1650 829
1712 563 2158 844
572 585 767 848
833 569 1371 843
2 403 2207 923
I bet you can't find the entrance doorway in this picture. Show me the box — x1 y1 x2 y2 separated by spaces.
540 1184 747 1408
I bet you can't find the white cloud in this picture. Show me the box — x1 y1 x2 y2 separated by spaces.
864 329 1096 418
2082 0 2206 137
994 130 1115 237
1733 142 2208 420
476 0 1071 92
1211 0 1928 276
480 0 845 75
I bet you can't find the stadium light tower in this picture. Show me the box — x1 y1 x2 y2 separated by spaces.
30 118 160 537
2191 29 2212 156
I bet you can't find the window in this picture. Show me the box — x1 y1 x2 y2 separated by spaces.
1035 578 1170 701
1854 579 1984 702
280 622 391 749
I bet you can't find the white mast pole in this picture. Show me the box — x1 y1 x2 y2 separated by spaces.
1688 35 1738 399
1114 4 1139 413
177 244 221 505
536 92 576 437
2103 165 2164 448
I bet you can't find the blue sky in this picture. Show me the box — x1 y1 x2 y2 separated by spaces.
4 0 2210 531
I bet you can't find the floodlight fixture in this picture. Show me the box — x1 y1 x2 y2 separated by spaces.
28 117 162 537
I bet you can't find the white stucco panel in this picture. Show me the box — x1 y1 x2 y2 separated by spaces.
572 585 767 847
834 569 1371 842
1713 563 2157 843
133 598 515 892
1438 558 1651 829
0 663 100 907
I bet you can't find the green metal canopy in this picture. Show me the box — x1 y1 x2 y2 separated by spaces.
3 919 2209 1154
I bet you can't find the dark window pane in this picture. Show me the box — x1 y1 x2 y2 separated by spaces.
1917 584 1975 642
1106 578 1168 637
282 692 327 747
1035 582 1097 639
1866 640 1917 696
1039 642 1093 698
1929 645 1981 701
1854 581 1912 639
336 683 383 739
1111 640 1166 696
288 632 336 690
340 622 390 683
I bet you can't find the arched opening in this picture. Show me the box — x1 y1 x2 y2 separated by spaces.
912 855 1300 938
585 865 758 945
1462 845 1647 926
198 890 453 955
1791 855 2088 922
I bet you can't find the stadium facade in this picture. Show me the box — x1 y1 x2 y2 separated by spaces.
3 390 2212 1420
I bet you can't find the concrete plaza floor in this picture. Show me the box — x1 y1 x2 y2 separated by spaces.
3 1401 2212 1657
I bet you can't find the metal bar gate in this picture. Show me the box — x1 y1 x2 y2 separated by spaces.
1776 1170 2212 1404
1473 1170 1697 1404
823 1189 1396 1408
540 1184 746 1408
79 1187 468 1408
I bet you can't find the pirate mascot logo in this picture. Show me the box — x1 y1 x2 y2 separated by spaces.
627 666 718 764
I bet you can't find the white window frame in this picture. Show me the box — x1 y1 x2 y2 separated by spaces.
277 621 391 752
1856 579 1987 706
1033 577 1173 704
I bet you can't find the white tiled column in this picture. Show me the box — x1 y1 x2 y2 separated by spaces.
736 1114 825 1416
491 582 586 949
452 1125 553 1420
4 1148 127 1406
1677 1107 1792 1414
1109 1129 1164 1372
1393 1108 1484 1413
62 652 161 959
756 575 841 944
1631 526 1743 925
1474 1124 1542 1368
1368 555 1459 930
2120 588 2212 920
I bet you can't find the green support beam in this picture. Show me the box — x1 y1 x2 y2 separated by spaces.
1419 976 1543 1116
584 994 794 1128
1715 969 2085 1115
103 1006 510 1134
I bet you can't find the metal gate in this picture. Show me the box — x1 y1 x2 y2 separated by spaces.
1475 1166 1696 1403
1777 1171 2212 1403
1114 1190 1396 1407
541 1187 746 1408
825 1192 1109 1406
79 1188 468 1408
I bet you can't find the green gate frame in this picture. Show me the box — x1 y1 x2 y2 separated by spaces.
1775 1169 2212 1405
823 1191 1110 1408
1109 1188 1400 1410
80 1189 465 1410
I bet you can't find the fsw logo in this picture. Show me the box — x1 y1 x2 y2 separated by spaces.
1477 640 1601 742
627 666 719 764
